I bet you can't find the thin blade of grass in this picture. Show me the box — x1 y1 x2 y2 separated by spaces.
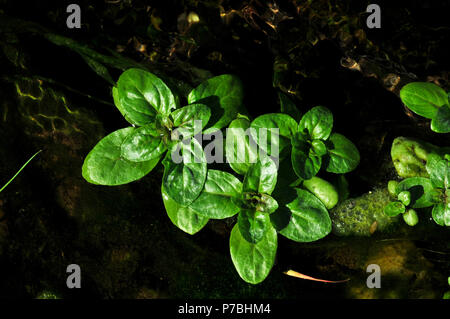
0 150 42 193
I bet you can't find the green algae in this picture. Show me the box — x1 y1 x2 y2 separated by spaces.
330 188 399 237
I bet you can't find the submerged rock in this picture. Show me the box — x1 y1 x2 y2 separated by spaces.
330 188 399 237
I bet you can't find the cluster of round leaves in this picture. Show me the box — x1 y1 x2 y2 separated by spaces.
400 82 450 133
385 153 450 227
82 69 360 284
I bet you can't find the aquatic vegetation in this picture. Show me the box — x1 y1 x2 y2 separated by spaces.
0 150 41 193
385 153 450 227
400 82 450 133
82 68 243 205
1 0 449 300
163 155 331 284
301 176 339 210
330 188 398 237
250 106 360 180
229 156 331 283
81 68 361 284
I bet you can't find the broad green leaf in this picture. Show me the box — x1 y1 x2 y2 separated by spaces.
426 153 450 189
432 202 450 226
388 180 399 197
399 82 448 119
397 191 411 206
162 138 207 206
275 189 332 242
291 133 322 180
395 177 437 208
189 170 242 219
431 104 450 133
188 74 244 134
260 194 278 214
112 86 134 125
384 201 406 217
171 103 211 139
250 113 298 156
325 133 360 174
226 116 258 175
161 186 209 235
243 156 277 195
302 176 339 210
298 106 333 140
278 92 301 122
403 209 419 226
116 68 176 125
120 124 166 162
238 209 271 243
82 127 160 185
229 223 277 284
311 139 327 157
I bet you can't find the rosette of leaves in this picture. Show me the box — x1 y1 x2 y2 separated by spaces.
228 156 332 284
400 82 450 133
385 154 450 226
249 106 360 180
82 68 244 206
162 156 332 284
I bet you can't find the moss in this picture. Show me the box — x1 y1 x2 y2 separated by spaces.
330 188 399 237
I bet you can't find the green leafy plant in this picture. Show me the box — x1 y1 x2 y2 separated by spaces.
82 68 244 205
0 150 41 193
400 82 450 133
385 153 450 227
82 69 358 284
250 105 360 180
163 155 332 284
